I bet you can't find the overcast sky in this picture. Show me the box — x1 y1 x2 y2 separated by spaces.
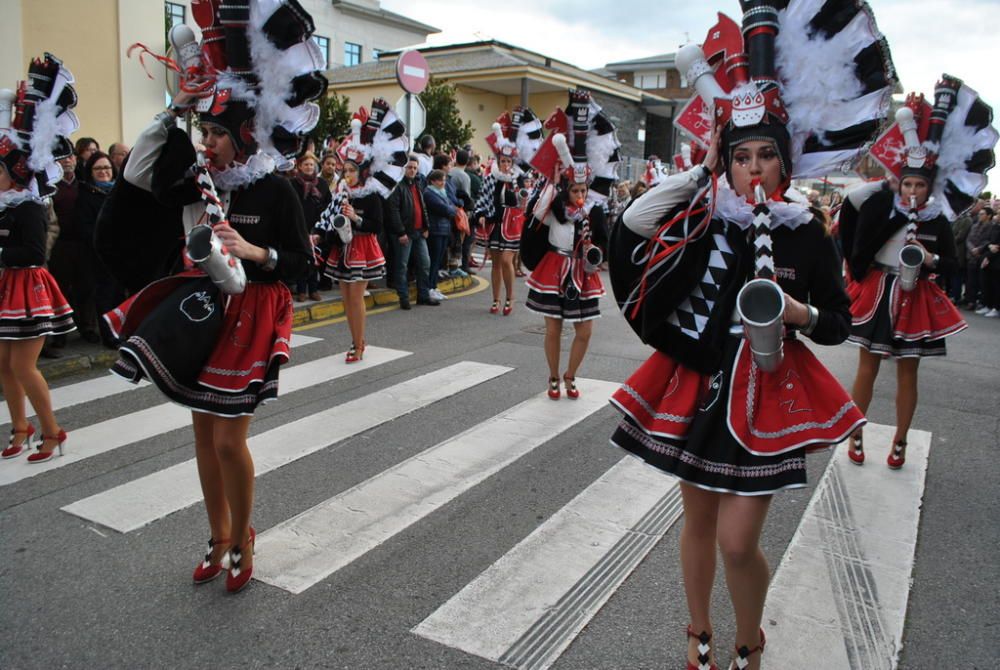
382 0 999 191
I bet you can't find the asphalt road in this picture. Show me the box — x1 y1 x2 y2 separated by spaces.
0 275 996 669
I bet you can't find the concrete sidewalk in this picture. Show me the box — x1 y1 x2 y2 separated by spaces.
35 275 477 383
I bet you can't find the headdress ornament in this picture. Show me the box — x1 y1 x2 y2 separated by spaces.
484 106 545 172
674 0 897 181
869 75 997 220
0 53 79 199
530 90 620 203
334 98 408 198
132 0 328 166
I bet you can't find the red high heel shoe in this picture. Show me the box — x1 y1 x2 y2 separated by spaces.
226 526 256 593
502 300 513 316
686 626 719 670
887 439 906 469
192 536 230 584
547 377 560 400
563 375 580 399
2 424 35 459
26 429 67 464
847 432 864 465
345 341 365 363
489 301 500 314
729 629 765 670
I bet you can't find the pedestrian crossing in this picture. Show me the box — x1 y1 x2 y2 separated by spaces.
1 337 929 670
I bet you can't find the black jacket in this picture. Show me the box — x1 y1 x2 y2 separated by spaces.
385 178 427 237
840 187 958 281
611 205 850 375
0 201 48 267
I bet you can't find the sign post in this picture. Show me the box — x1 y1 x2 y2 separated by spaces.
395 50 431 151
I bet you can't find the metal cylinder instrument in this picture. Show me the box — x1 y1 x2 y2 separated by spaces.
737 277 785 373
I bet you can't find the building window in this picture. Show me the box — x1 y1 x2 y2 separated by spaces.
165 2 185 33
372 48 382 60
313 35 330 68
679 72 688 88
635 72 667 90
344 42 362 67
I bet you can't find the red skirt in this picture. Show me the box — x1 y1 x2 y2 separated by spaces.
612 339 863 456
105 270 293 417
325 232 385 282
526 251 604 298
849 270 966 357
0 266 76 340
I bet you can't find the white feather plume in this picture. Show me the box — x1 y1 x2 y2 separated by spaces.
933 81 999 220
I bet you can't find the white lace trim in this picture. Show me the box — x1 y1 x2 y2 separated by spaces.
892 194 943 221
208 152 276 191
0 188 45 211
711 185 813 231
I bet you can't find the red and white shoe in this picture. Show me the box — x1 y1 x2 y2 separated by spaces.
686 626 719 670
847 433 864 465
887 440 906 469
489 301 500 315
502 300 513 316
26 429 67 464
226 527 256 593
729 629 765 670
563 375 580 399
192 536 230 584
547 378 560 400
2 424 35 459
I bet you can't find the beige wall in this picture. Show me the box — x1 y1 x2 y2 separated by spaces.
334 82 586 160
116 0 172 146
0 0 25 91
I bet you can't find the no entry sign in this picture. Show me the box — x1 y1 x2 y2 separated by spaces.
396 50 430 95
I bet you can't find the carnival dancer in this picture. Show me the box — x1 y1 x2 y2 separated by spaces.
473 108 544 315
841 77 997 468
607 4 894 667
105 0 324 592
319 99 407 362
0 54 78 462
521 90 617 399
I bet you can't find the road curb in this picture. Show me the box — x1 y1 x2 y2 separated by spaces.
37 276 478 383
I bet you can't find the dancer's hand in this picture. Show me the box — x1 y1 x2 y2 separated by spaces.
702 127 721 175
214 223 264 263
783 293 811 327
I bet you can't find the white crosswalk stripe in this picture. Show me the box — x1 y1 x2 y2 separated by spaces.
0 333 322 426
0 345 409 487
761 423 931 670
62 361 511 532
254 379 619 594
414 456 682 670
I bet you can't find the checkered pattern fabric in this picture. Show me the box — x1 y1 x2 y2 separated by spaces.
752 203 775 280
473 173 497 220
666 231 736 339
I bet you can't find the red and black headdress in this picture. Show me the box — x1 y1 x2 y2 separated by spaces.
134 0 328 164
675 0 897 185
484 106 544 173
869 76 997 220
336 98 408 197
531 90 620 202
0 53 79 198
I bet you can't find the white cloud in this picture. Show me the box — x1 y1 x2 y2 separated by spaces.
384 0 999 191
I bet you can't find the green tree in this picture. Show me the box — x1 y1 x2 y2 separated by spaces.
312 91 352 145
420 78 474 151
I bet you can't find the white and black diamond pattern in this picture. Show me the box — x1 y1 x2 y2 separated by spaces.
667 232 735 339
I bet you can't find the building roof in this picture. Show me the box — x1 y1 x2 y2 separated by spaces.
327 40 669 105
330 0 440 35
604 53 678 72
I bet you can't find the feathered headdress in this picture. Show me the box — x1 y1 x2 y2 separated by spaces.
674 0 897 181
0 53 78 199
530 90 620 202
485 106 544 172
133 0 328 166
869 75 997 220
336 98 408 198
